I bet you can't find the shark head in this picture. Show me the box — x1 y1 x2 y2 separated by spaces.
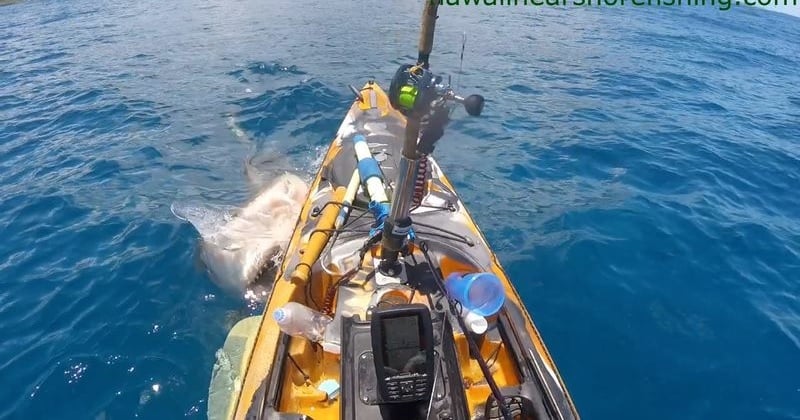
173 173 309 301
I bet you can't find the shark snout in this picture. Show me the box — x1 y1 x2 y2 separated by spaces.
175 173 309 302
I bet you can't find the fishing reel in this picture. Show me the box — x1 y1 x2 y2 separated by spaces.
389 64 485 155
388 64 485 118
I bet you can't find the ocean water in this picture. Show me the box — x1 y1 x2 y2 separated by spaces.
1 0 799 418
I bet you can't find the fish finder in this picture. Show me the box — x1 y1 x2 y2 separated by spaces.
370 304 435 404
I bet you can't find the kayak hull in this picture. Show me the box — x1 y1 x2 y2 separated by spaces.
211 81 579 420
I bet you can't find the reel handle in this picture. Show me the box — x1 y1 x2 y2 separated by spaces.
452 94 485 117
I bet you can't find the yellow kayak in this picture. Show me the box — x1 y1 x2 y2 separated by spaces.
208 80 579 420
208 3 579 419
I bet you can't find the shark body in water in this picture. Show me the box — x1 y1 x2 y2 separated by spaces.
172 172 309 301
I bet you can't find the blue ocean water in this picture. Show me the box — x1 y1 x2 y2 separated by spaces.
1 0 799 418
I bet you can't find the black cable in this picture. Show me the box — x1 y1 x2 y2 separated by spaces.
287 353 310 383
308 228 372 235
342 207 371 228
412 221 475 246
306 276 322 310
412 230 474 247
418 241 512 420
410 202 456 213
309 200 368 218
486 342 504 369
301 196 377 310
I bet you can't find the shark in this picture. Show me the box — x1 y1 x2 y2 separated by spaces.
172 172 308 301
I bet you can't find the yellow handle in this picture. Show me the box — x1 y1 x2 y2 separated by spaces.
290 186 347 284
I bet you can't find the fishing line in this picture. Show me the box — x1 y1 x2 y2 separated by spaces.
456 32 466 92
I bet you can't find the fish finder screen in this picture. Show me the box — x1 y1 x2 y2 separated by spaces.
381 316 425 373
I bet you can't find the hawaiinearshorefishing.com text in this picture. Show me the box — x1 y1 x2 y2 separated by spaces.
436 0 796 11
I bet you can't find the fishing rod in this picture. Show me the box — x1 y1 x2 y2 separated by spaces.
376 0 440 275
376 1 509 418
379 0 484 275
417 0 439 69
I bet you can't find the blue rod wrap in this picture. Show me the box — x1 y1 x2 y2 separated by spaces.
357 159 382 183
353 134 383 183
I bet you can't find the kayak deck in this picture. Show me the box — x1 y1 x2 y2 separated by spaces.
217 82 578 420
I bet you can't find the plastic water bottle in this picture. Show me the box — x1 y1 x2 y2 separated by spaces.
273 302 332 342
445 272 506 317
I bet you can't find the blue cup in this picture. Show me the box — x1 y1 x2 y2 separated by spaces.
444 272 506 317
